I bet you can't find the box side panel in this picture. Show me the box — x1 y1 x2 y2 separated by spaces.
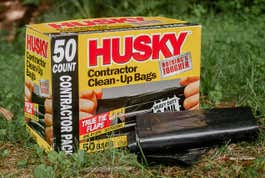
77 25 201 151
24 28 52 151
50 35 79 153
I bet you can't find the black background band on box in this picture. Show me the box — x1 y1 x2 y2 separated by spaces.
51 35 79 152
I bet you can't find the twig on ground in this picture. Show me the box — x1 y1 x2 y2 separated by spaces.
81 166 135 174
217 155 256 161
0 107 13 120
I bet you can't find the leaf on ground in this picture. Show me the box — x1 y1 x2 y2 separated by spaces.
0 107 13 120
215 101 236 108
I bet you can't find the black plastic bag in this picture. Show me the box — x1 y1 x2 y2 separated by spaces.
127 107 258 165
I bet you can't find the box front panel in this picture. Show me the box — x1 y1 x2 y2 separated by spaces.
79 26 201 90
78 26 201 152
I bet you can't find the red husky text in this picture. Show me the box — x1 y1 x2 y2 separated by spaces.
48 17 144 29
88 31 189 67
26 35 48 58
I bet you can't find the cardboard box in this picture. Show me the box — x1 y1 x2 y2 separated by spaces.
24 16 201 153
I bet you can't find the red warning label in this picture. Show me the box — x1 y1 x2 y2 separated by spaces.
79 112 112 135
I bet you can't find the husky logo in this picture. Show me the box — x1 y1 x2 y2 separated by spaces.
88 31 189 67
26 35 48 58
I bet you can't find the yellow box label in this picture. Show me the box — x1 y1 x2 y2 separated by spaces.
25 28 52 97
78 26 201 91
80 135 128 153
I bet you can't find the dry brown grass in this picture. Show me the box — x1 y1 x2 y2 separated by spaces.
1 139 264 177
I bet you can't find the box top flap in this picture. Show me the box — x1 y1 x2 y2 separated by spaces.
27 16 188 34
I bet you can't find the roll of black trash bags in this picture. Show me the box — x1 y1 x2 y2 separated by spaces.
97 86 185 113
127 107 258 165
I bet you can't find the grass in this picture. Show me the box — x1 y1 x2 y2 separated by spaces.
0 7 265 178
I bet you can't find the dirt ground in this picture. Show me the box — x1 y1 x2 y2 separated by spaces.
1 141 264 177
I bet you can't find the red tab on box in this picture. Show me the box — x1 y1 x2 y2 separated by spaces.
24 101 34 115
79 112 112 135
